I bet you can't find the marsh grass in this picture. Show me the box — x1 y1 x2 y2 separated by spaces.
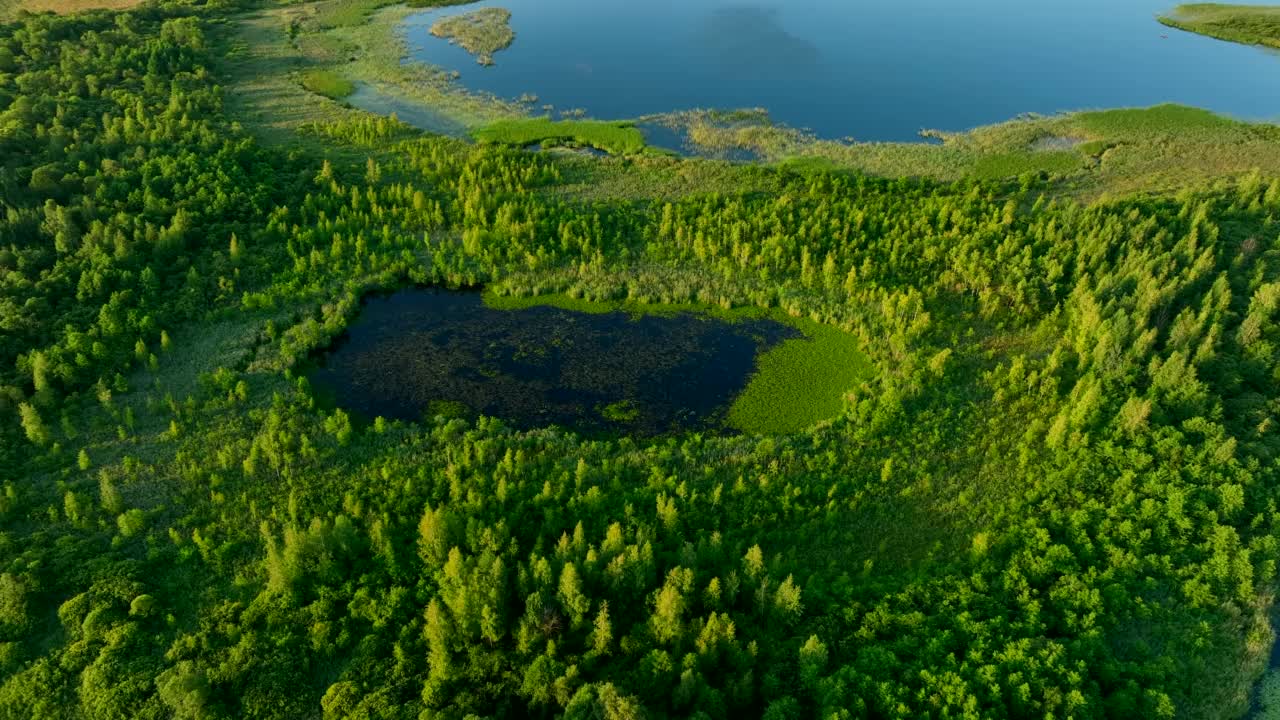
969 150 1085 179
1160 3 1280 48
727 318 872 434
300 69 355 99
308 0 473 29
334 5 526 126
218 7 359 143
1258 667 1280 719
475 117 648 155
429 7 514 65
221 1 524 141
660 103 1280 197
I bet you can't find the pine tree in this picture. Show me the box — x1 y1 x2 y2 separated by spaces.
18 403 49 446
418 504 454 568
558 562 590 629
590 602 612 655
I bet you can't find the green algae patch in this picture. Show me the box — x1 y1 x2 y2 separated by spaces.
727 317 872 434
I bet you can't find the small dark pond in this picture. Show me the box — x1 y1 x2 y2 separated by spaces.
308 289 800 436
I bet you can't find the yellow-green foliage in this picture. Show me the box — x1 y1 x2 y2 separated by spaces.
430 7 515 66
1160 3 1280 48
475 118 648 155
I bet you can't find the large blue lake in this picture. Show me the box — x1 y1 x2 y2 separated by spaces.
400 0 1280 141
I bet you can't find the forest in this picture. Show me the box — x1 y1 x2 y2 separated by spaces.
2 0 1280 718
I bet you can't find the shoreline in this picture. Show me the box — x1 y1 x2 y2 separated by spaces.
231 0 1280 198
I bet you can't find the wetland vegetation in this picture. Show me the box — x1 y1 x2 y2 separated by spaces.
428 6 513 65
307 288 857 436
475 117 649 155
1161 3 1280 48
5 0 1280 718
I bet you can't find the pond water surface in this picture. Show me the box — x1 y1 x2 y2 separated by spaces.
400 0 1280 142
308 289 800 436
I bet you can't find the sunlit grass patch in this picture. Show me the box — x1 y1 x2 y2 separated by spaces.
475 118 648 155
300 69 355 100
970 150 1086 180
1069 103 1249 137
727 318 872 434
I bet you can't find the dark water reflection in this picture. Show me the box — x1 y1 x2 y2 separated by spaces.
309 289 800 436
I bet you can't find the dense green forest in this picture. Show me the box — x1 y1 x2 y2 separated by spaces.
3 1 1280 718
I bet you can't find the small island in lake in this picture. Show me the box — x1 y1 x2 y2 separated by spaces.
429 7 515 66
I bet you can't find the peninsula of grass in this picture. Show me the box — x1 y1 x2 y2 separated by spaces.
1159 3 1280 48
300 69 355 100
429 7 515 65
727 317 872 434
475 117 648 155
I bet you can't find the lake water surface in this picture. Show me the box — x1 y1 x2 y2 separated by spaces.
401 0 1280 141
308 289 800 436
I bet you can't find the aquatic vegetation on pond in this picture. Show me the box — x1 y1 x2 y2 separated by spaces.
310 290 872 436
308 289 812 436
